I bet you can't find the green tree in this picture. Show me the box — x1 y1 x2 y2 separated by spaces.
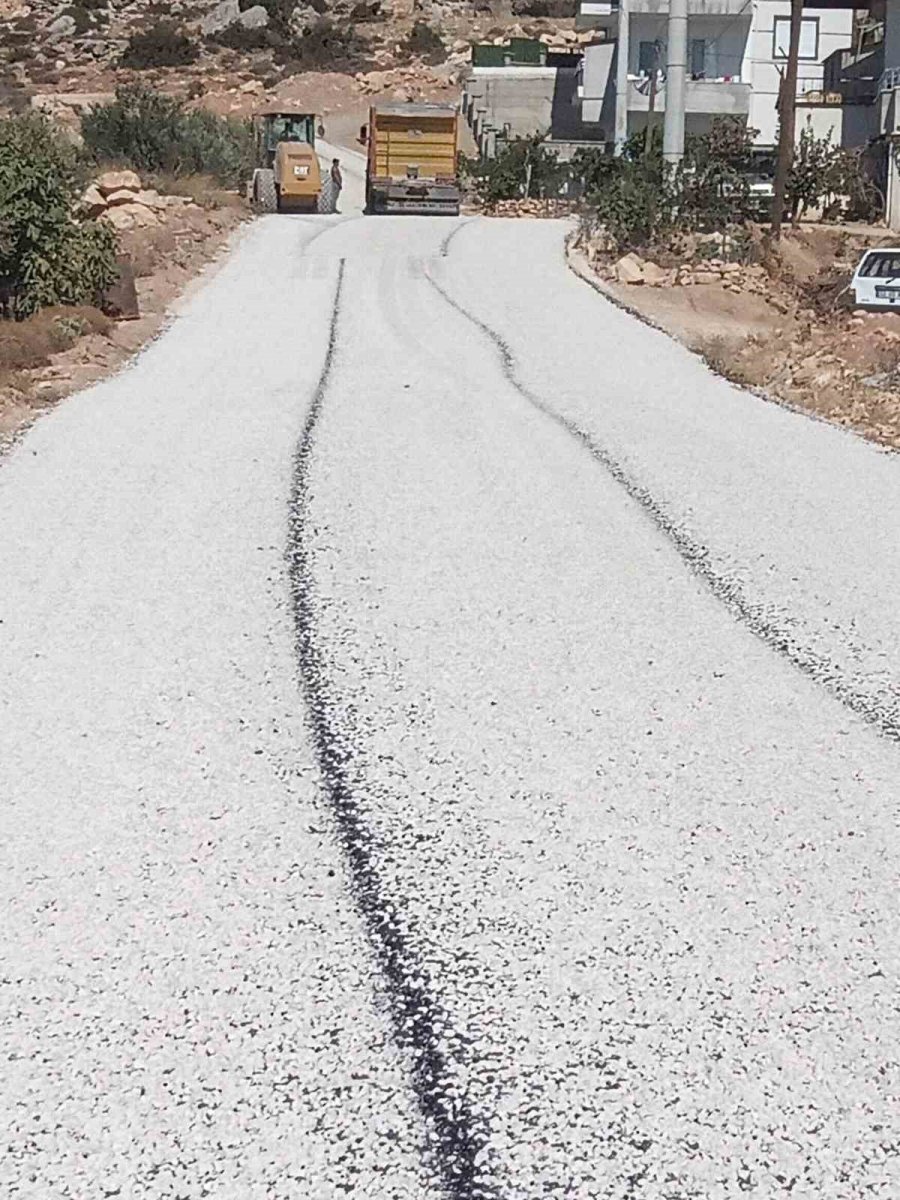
786 125 839 222
0 113 117 318
465 133 566 205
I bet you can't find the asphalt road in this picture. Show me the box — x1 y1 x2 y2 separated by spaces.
2 159 900 1198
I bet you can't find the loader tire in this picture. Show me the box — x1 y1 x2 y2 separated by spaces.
255 169 277 214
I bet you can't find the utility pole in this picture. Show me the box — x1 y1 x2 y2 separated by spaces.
662 0 687 163
614 0 630 155
770 0 803 238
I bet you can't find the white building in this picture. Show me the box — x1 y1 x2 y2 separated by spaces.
577 0 854 149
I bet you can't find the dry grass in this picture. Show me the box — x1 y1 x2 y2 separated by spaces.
0 307 110 378
151 172 245 210
123 225 178 277
694 334 754 385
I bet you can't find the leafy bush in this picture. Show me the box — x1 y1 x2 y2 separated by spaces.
403 22 445 64
834 146 883 222
209 23 272 52
65 5 95 34
582 118 763 252
591 156 678 250
0 113 118 319
570 146 617 199
511 0 576 14
463 133 567 205
785 126 837 222
285 17 365 68
82 85 253 188
121 23 198 69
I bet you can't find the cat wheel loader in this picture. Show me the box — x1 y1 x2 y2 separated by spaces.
249 109 325 213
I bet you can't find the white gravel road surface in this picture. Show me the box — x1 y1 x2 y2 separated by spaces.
2 176 900 1199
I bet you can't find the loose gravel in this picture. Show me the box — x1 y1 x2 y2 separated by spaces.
2 200 900 1199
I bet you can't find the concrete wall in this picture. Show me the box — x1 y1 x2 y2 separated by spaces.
744 2 854 146
464 65 603 152
463 67 558 150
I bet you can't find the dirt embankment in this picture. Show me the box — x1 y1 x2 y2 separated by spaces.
570 224 900 452
1 181 247 449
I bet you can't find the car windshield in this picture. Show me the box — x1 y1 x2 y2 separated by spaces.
859 251 900 279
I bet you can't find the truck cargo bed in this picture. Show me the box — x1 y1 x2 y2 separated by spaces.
365 103 460 219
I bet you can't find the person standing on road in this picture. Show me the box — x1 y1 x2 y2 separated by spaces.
330 158 343 214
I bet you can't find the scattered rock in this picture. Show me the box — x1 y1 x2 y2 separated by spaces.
104 187 141 208
200 0 241 35
46 13 76 39
104 203 159 231
239 4 269 28
615 253 646 285
97 169 142 196
641 260 668 287
80 184 107 218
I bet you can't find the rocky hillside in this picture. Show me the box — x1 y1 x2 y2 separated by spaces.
0 0 577 109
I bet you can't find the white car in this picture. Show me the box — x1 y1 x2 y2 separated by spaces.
851 248 900 309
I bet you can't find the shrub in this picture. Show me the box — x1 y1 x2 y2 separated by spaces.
511 0 576 14
464 133 567 205
121 23 198 69
582 118 763 252
403 22 445 64
834 147 883 222
65 5 94 34
570 146 617 199
82 85 254 188
209 23 272 52
290 17 365 68
0 113 118 319
591 156 679 250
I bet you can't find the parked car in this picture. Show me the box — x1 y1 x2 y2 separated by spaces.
851 248 900 310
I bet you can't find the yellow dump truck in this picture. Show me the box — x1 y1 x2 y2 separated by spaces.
363 103 460 216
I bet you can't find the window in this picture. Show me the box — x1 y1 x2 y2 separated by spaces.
690 38 706 78
638 40 661 75
773 16 819 62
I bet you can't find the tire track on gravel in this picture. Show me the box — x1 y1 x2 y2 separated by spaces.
285 257 496 1200
423 268 900 745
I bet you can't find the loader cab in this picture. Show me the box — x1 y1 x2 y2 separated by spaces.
254 110 318 169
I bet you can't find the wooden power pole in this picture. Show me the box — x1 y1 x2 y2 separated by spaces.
770 0 804 239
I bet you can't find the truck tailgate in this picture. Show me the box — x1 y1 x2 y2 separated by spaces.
374 113 457 181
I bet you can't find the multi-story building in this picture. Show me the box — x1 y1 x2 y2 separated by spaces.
576 0 854 150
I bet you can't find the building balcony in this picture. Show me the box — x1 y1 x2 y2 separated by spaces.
627 76 751 114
